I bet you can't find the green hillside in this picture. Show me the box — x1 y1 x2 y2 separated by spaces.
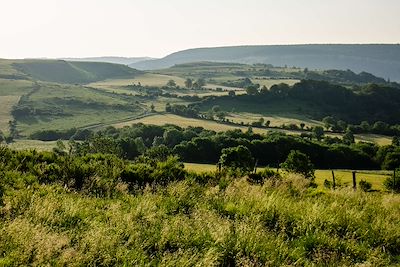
12 60 142 84
156 61 392 87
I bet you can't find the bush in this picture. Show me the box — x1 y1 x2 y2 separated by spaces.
383 170 400 192
185 171 216 185
247 168 280 184
324 179 332 189
359 180 372 192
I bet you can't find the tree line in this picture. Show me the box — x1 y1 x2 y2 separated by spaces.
26 123 400 171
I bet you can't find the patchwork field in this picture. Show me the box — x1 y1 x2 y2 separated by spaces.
88 73 187 88
112 113 392 145
225 112 323 128
112 114 235 131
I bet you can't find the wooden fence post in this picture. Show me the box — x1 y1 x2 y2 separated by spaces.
352 171 357 190
254 159 258 174
331 170 336 189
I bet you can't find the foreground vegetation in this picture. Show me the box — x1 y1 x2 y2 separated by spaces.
185 163 391 191
0 146 399 266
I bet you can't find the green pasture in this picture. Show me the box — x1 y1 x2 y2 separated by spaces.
184 163 391 191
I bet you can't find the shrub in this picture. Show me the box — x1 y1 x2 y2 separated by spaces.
359 180 372 192
383 169 400 192
247 168 280 184
324 179 332 189
185 171 216 185
151 156 186 185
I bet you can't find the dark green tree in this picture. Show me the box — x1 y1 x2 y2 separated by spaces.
216 111 226 121
166 79 176 87
219 145 254 174
392 136 400 146
163 129 184 148
280 150 315 179
184 78 193 89
245 84 259 95
322 116 336 131
312 126 325 141
382 151 400 170
260 85 268 94
343 129 355 144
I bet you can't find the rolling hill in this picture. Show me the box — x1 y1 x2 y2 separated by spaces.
0 59 142 84
130 44 400 81
60 56 154 65
14 60 142 84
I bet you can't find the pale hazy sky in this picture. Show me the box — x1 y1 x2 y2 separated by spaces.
1 0 399 59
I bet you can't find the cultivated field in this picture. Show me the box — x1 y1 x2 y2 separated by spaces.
113 114 261 132
88 73 187 88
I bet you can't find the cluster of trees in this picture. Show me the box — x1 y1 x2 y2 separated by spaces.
322 116 400 136
30 128 92 141
0 145 188 196
183 78 206 89
304 69 389 85
220 77 254 88
29 124 399 171
201 80 400 124
165 103 199 118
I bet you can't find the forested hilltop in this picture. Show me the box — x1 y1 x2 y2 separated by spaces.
130 44 400 81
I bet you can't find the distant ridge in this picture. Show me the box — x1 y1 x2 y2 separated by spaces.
129 44 400 81
60 56 154 66
3 59 142 84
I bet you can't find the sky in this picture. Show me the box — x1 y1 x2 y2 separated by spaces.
1 0 399 59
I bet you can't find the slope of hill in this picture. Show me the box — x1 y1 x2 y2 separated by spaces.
12 60 142 84
130 44 400 81
156 61 394 87
60 56 154 65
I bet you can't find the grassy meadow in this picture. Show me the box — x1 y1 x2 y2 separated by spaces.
88 73 187 88
13 82 146 136
7 139 64 151
1 176 399 266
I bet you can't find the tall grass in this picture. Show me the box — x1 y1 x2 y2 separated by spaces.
1 174 399 266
